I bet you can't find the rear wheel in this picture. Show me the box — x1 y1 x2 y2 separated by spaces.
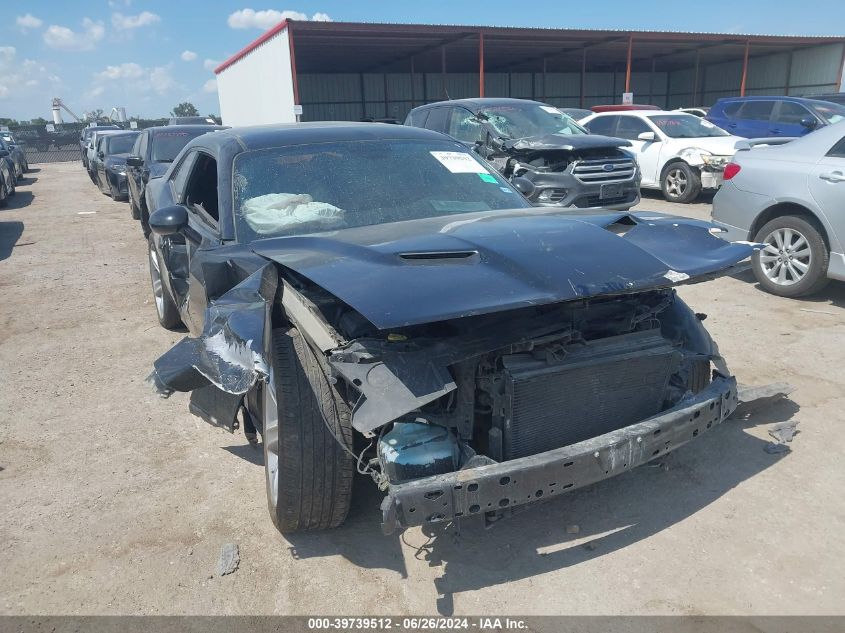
661 162 701 203
752 215 829 297
147 235 183 329
263 327 355 533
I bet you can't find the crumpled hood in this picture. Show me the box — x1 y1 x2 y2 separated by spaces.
502 133 632 153
252 209 753 330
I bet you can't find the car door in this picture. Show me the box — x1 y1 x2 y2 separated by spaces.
166 149 223 334
127 131 146 204
731 101 776 138
614 115 663 186
807 134 845 250
771 101 818 137
95 137 109 191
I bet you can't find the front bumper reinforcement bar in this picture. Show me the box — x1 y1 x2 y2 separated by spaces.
381 376 738 534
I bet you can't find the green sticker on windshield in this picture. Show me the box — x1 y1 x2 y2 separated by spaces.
478 173 497 183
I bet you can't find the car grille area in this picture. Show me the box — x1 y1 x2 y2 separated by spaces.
571 157 637 183
501 330 681 460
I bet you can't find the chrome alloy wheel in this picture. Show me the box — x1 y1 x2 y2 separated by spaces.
148 242 165 318
262 369 279 510
665 168 688 198
759 227 811 286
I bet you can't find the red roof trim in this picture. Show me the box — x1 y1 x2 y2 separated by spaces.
214 19 290 75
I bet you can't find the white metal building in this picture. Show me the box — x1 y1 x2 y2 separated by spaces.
215 21 845 126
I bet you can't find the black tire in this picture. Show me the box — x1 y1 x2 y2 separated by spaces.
751 215 830 298
263 327 355 533
661 161 702 203
141 206 151 239
0 186 7 208
7 178 15 196
129 196 140 220
147 234 183 329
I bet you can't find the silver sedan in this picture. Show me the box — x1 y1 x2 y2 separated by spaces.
712 121 845 297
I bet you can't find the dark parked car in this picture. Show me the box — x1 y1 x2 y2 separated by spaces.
802 93 845 107
0 139 21 187
90 131 139 200
127 125 226 236
79 125 121 168
0 132 29 178
145 122 756 535
0 150 15 207
706 96 845 138
558 107 593 121
405 98 641 210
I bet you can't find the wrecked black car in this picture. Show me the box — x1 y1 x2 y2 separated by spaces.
405 98 641 210
145 123 756 535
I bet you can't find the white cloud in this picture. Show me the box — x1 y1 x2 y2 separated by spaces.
43 18 105 51
203 58 221 71
91 62 177 98
108 0 133 6
227 8 331 30
181 50 198 62
203 79 218 93
0 47 59 100
16 14 43 32
111 11 160 30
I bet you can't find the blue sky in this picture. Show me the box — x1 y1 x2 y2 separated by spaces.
2 1 844 121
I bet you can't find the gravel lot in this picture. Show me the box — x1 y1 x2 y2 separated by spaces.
2 163 844 616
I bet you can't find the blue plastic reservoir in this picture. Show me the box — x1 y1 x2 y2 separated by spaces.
378 421 461 484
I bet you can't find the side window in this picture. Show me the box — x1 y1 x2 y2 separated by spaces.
131 133 142 156
183 153 219 225
424 107 449 133
448 107 485 144
170 151 197 201
827 137 845 158
584 115 618 136
138 132 148 158
722 101 742 117
738 101 775 121
615 116 652 140
775 102 812 125
405 109 429 128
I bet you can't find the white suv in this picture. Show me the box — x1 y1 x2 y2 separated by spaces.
580 110 742 203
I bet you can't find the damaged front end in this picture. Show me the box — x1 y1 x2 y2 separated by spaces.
484 134 641 209
150 208 768 533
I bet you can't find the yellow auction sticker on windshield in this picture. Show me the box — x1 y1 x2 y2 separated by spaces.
430 151 489 174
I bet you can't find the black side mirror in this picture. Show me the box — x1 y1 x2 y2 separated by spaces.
126 155 143 167
149 205 189 236
511 176 535 198
800 117 818 130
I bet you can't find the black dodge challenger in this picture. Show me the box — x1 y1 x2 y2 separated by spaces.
145 123 757 535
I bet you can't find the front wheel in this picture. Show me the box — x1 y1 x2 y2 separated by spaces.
147 235 183 329
263 327 355 533
752 215 830 297
661 162 701 203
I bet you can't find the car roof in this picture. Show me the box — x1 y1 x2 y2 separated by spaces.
191 122 450 153
148 124 227 134
411 98 547 112
105 131 139 138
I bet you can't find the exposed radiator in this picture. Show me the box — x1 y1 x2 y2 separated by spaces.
501 330 681 460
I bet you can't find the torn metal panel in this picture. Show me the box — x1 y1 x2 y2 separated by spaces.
149 262 277 397
252 209 756 330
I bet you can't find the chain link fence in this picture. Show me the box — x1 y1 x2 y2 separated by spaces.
3 120 169 164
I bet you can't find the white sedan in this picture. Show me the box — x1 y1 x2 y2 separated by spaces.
580 110 742 203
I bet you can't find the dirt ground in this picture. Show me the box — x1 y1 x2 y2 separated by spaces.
1 163 844 616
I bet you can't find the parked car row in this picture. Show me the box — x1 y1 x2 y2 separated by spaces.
0 131 31 206
79 122 225 237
